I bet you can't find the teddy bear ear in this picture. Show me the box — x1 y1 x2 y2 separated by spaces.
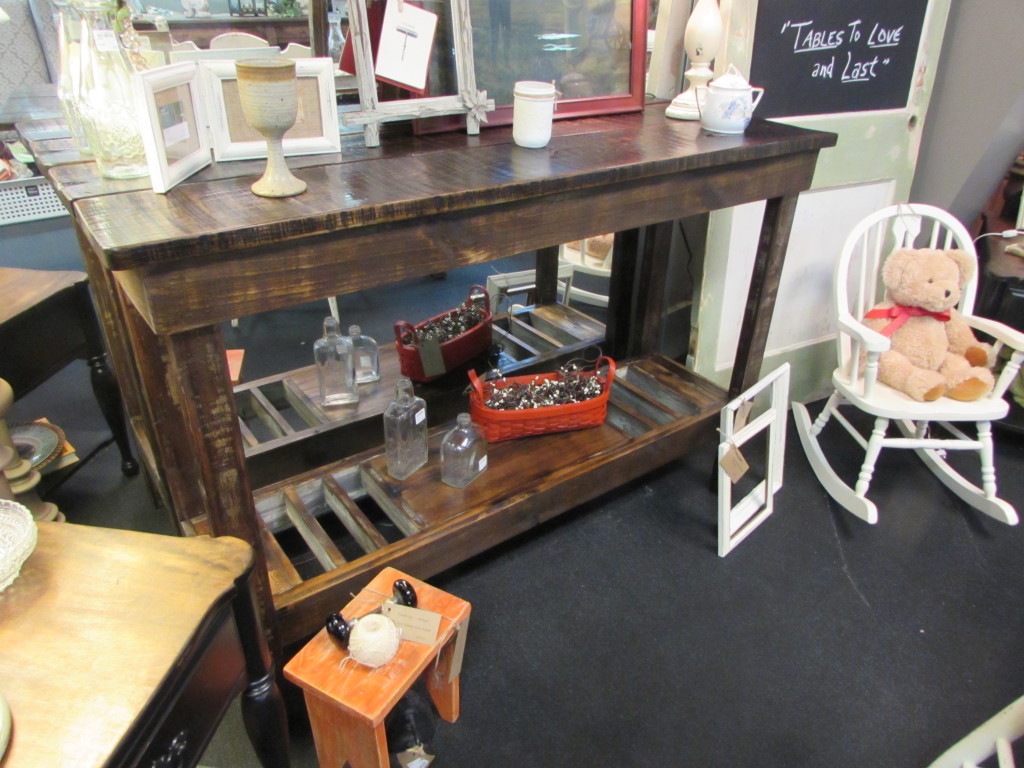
881 248 917 287
944 248 976 287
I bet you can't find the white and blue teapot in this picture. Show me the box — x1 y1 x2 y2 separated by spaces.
696 64 765 134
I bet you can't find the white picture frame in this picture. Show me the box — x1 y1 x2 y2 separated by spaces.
132 61 212 194
201 58 342 162
344 0 494 148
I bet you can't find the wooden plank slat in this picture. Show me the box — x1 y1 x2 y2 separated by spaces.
358 463 426 537
251 387 294 438
283 377 332 427
282 487 346 572
528 304 605 345
322 475 389 554
257 511 303 594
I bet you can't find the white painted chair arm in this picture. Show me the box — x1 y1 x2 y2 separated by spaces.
967 314 1024 351
838 313 890 353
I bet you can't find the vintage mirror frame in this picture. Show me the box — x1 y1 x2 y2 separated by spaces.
343 0 494 147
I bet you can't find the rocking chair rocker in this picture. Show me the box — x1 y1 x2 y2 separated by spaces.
793 203 1024 525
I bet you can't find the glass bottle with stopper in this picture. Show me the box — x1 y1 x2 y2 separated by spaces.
383 377 428 480
349 325 380 383
314 316 358 407
441 413 487 488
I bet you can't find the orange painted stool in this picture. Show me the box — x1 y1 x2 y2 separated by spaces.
283 567 471 768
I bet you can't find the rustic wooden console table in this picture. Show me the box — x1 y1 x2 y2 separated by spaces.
37 105 835 649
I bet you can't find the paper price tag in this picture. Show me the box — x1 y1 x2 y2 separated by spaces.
719 442 749 484
397 745 435 768
93 29 119 52
447 618 469 683
417 337 445 379
382 602 442 644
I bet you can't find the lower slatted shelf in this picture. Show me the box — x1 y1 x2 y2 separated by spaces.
204 354 728 645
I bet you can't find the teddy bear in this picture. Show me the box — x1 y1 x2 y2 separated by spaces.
862 247 994 402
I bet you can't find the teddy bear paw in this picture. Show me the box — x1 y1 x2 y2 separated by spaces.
964 346 989 367
946 375 993 402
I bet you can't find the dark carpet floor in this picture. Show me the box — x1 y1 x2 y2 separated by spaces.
8 253 1024 768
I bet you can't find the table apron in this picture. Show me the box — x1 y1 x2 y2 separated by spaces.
114 151 820 335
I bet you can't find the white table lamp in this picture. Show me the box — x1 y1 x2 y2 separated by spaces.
666 0 723 120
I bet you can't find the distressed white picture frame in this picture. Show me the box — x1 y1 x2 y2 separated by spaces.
132 62 211 194
344 0 494 147
717 363 790 558
201 58 341 161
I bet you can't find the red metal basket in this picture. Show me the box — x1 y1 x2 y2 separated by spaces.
394 285 492 382
468 357 616 442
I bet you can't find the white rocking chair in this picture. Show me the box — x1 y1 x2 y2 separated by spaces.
793 203 1024 526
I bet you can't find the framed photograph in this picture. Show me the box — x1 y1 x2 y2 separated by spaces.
132 62 211 194
201 58 341 161
343 0 494 148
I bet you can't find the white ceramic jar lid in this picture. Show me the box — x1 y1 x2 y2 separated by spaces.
514 80 557 99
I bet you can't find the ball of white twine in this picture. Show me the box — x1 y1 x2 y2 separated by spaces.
348 614 401 668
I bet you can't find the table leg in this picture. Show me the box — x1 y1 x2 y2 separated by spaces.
729 193 800 398
74 281 138 476
235 571 291 768
425 634 462 722
305 694 389 768
534 244 561 306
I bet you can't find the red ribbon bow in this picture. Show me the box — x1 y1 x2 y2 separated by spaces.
863 304 951 337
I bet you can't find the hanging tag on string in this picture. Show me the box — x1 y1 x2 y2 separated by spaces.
720 441 749 484
446 618 469 682
733 399 754 432
382 602 442 644
417 337 445 379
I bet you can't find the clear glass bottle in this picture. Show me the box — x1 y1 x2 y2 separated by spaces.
71 0 149 179
383 377 428 480
441 413 487 488
348 325 380 384
327 11 345 68
314 316 358 407
55 0 92 154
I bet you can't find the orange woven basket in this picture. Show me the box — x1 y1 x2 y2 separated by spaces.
468 357 616 442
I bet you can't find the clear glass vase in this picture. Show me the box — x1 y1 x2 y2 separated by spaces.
314 316 359 407
441 413 487 488
70 0 149 179
348 324 380 383
54 0 91 154
383 377 428 480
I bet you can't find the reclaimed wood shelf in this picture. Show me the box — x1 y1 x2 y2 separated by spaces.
201 353 726 645
42 102 836 652
235 303 606 487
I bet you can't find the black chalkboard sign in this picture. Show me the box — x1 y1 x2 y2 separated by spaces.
748 0 929 119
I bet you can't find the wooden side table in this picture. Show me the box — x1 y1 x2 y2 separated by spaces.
0 521 289 768
0 267 138 476
284 567 471 768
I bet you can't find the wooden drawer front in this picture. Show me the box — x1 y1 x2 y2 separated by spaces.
133 614 246 768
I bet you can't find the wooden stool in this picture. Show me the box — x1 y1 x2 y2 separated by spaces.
284 567 471 768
